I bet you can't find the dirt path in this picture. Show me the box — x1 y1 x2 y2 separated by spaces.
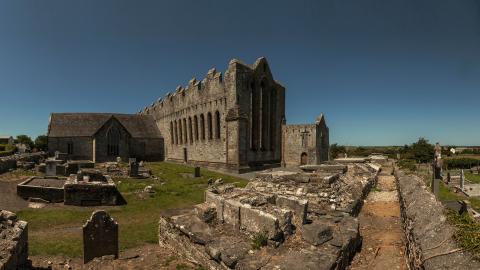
348 164 407 270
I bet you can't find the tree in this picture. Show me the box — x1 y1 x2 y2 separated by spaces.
34 135 48 151
16 135 33 148
330 143 346 159
410 137 434 163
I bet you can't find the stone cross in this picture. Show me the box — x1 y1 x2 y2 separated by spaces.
300 129 309 148
83 210 118 264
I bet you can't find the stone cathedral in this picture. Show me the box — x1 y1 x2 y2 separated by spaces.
47 57 329 172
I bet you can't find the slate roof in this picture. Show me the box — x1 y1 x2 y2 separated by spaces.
48 113 162 139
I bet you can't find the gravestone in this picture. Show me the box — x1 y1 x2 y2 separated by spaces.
129 162 139 177
194 166 201 177
83 210 118 263
128 158 136 165
116 157 122 163
45 160 62 176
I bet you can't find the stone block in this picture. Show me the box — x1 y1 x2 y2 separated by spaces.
205 191 225 222
240 205 281 240
223 199 242 230
302 222 333 246
275 195 308 224
83 210 118 264
194 203 217 223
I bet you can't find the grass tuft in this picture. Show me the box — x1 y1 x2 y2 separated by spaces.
446 210 480 257
251 232 268 250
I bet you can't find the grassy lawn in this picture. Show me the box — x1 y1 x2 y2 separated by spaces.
17 162 248 258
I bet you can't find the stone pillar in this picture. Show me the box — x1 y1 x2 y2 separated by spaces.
460 169 465 190
432 178 440 197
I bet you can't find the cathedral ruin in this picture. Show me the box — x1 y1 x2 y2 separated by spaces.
48 57 330 172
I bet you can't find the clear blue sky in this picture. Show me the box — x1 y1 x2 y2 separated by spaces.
0 0 479 146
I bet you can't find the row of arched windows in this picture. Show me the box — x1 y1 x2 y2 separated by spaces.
170 111 221 145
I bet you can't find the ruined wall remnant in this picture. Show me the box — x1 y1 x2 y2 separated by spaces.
0 210 28 270
395 170 480 270
158 163 379 269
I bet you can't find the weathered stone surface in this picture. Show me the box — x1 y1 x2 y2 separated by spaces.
194 203 217 223
159 164 372 270
0 210 28 270
301 222 333 246
395 170 480 270
83 210 118 264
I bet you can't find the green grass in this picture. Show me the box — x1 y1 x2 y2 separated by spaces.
17 162 248 257
465 171 480 184
447 211 480 257
251 232 268 250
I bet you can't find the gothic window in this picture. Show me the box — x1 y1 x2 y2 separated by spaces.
215 111 221 139
270 89 276 151
250 82 259 150
107 127 120 156
183 118 187 143
170 121 174 144
179 119 183 144
207 112 213 140
261 80 269 150
194 115 199 141
188 117 193 144
200 114 205 140
67 142 73 155
174 120 178 144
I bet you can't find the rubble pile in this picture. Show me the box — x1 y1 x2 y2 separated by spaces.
158 163 379 270
0 210 28 270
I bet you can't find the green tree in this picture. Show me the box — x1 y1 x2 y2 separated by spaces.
16 135 34 148
410 137 434 163
330 143 346 159
34 135 48 151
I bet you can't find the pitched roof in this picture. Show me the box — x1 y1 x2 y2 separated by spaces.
48 113 162 139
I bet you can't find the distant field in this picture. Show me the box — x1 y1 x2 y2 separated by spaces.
17 162 248 257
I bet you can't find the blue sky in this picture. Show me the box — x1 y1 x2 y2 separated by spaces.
0 0 479 146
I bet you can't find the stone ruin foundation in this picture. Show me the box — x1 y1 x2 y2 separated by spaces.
0 210 28 270
158 163 379 270
17 177 66 203
64 169 125 206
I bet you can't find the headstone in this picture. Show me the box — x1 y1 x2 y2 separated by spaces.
432 178 440 197
83 210 118 264
446 172 451 184
116 157 122 163
194 166 201 177
129 162 139 177
45 160 62 176
460 169 465 190
128 158 136 165
433 143 443 180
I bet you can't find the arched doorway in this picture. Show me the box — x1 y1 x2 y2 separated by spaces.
300 152 308 165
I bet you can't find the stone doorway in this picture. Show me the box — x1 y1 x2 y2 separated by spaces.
300 152 308 165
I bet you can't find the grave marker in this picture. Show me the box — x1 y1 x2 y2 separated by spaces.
83 210 118 263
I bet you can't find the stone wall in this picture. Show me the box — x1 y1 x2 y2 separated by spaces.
0 152 46 174
48 137 93 160
395 170 480 270
140 57 286 172
0 210 28 270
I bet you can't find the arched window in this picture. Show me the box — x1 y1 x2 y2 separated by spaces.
260 80 269 150
194 115 199 141
170 121 174 144
207 112 213 140
215 111 221 139
200 114 205 140
188 117 193 144
251 82 259 150
183 118 187 143
174 120 178 144
106 126 120 156
178 119 183 144
270 89 277 151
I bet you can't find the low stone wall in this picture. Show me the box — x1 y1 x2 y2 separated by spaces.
17 177 66 203
395 170 480 270
0 210 28 270
0 152 46 174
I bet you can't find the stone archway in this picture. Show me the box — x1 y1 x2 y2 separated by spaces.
300 152 308 165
